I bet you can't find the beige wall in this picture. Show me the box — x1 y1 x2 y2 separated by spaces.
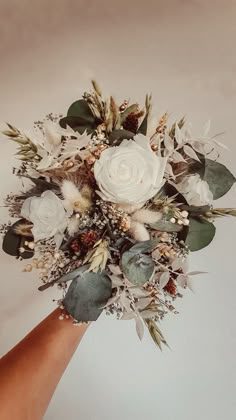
0 1 236 419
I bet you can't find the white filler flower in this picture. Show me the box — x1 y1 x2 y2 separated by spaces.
21 190 67 245
94 134 167 205
177 174 213 206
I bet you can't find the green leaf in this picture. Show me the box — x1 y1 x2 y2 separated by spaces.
138 114 148 135
63 271 112 322
180 204 211 216
203 159 235 200
59 116 96 134
109 129 134 145
149 219 183 233
2 225 21 257
129 239 159 253
186 218 216 251
60 99 98 134
58 265 89 283
121 251 155 286
67 99 94 119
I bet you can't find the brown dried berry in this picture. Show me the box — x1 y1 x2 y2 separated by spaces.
164 279 177 296
70 239 81 254
123 112 139 133
81 230 98 248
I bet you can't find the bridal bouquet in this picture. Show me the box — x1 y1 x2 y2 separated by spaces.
1 81 235 349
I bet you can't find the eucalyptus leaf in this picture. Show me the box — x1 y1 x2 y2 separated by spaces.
149 218 183 233
109 129 134 145
59 265 89 283
121 251 155 286
67 99 94 120
138 114 148 135
186 218 216 251
60 99 98 134
180 204 211 216
130 239 159 253
59 116 96 134
188 153 205 177
203 159 235 199
63 271 112 322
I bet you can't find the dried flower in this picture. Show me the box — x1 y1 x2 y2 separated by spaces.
123 112 139 133
81 230 98 248
130 221 150 241
84 239 110 272
94 134 167 205
67 216 80 236
164 279 177 296
119 216 131 232
177 174 213 206
61 180 92 214
21 191 67 246
70 239 81 255
14 222 33 237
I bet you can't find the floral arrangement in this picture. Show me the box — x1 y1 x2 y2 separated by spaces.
1 81 235 349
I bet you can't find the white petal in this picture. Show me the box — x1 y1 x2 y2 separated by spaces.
187 271 207 276
171 257 184 271
110 275 124 288
37 154 54 171
176 274 187 288
135 316 145 341
186 277 194 292
159 271 170 288
103 294 120 308
212 138 229 150
135 297 152 310
175 124 184 145
191 141 206 155
165 163 175 179
164 133 174 153
172 150 186 162
108 264 122 276
183 145 201 162
67 216 80 236
54 232 64 248
44 121 61 147
119 292 132 312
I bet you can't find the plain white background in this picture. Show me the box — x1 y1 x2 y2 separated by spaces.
0 1 236 419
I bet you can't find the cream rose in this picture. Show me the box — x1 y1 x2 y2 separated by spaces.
21 190 67 246
94 134 167 205
177 174 213 206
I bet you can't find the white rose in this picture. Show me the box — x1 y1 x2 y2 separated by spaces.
177 174 213 206
21 190 67 245
94 134 167 205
